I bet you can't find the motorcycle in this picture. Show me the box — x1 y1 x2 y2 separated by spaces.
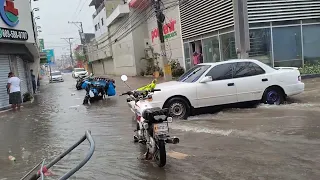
120 75 179 167
21 130 95 180
83 78 116 105
76 74 93 90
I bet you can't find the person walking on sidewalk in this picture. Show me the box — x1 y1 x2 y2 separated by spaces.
7 72 22 111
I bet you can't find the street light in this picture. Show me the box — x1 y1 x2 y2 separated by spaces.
37 26 41 29
37 30 42 33
32 7 39 12
35 16 40 20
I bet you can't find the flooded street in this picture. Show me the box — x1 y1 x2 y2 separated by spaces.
0 75 320 180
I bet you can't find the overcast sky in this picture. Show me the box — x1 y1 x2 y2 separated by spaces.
31 0 95 58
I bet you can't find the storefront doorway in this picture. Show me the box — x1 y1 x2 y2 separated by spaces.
0 55 11 109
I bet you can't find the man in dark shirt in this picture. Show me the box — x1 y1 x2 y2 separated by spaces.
30 69 36 94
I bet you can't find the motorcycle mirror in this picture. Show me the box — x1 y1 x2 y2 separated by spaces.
121 75 128 82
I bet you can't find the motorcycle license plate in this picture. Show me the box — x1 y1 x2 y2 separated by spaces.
154 123 169 135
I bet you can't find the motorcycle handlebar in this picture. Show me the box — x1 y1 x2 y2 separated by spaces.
120 89 161 97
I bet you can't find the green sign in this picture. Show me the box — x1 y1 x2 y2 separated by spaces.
39 39 45 52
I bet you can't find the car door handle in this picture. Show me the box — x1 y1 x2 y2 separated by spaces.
262 78 268 82
227 83 234 86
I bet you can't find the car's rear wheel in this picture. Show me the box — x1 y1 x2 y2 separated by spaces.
165 97 190 120
262 87 284 105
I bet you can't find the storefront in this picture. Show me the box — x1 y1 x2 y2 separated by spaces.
180 0 320 70
0 0 39 109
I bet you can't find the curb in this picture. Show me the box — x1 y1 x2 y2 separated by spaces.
0 98 34 113
301 74 320 79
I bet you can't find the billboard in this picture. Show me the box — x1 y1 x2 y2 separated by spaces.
43 49 54 63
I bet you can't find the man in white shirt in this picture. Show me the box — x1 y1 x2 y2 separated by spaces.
7 72 22 110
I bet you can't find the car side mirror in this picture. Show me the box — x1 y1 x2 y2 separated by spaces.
199 76 213 83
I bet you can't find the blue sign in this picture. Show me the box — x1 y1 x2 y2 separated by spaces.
43 49 55 63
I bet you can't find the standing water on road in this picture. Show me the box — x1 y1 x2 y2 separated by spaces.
0 75 320 180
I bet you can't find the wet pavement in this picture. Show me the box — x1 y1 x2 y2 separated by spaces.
0 74 319 180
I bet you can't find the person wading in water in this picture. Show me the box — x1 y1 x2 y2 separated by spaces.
7 72 22 111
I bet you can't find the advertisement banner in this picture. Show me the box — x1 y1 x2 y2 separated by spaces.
43 49 55 63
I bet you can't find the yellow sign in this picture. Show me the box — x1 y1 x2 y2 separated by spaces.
164 64 172 75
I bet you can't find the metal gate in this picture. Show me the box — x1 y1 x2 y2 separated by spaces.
17 57 28 97
0 55 11 109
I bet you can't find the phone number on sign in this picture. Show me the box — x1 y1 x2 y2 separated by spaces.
1 29 28 40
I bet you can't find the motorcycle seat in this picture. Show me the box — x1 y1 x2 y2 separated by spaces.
142 107 169 123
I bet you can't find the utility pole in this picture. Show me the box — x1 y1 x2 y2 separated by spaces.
152 0 172 81
61 38 74 66
68 21 89 68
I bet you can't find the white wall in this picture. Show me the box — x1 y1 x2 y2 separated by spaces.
110 15 137 76
0 0 35 44
93 7 107 39
146 3 184 68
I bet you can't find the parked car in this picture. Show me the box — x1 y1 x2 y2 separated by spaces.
149 59 305 119
50 71 64 83
72 68 88 78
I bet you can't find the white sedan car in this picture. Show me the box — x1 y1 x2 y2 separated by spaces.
72 68 88 78
150 59 305 119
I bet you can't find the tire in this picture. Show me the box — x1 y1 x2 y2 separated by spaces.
262 87 284 105
164 97 190 119
155 140 166 167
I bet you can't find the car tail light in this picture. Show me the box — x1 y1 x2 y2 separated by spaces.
298 76 301 81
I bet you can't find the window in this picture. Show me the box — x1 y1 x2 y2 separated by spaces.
303 24 320 65
248 28 272 66
101 18 104 26
95 24 98 31
220 32 237 60
206 63 234 81
202 36 220 63
234 62 265 78
177 65 211 83
273 26 302 67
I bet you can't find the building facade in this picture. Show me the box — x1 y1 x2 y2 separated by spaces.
181 0 320 70
0 0 40 109
88 0 320 75
88 0 184 76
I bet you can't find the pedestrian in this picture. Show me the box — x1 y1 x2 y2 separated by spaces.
30 69 36 94
7 72 22 111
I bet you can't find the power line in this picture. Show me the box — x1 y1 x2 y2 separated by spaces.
86 3 179 54
71 0 84 20
61 38 75 66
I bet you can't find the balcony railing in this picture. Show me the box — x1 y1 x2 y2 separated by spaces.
92 2 105 19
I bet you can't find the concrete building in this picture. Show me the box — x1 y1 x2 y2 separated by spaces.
88 0 184 76
87 0 320 75
181 0 320 69
0 0 40 109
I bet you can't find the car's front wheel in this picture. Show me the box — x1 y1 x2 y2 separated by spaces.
262 87 284 105
165 97 190 120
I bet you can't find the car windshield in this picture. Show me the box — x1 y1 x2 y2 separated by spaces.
51 72 61 76
177 65 211 83
75 68 85 72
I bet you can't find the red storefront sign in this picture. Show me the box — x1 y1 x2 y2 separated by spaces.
151 20 177 43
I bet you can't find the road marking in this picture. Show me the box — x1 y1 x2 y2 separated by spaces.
167 151 189 160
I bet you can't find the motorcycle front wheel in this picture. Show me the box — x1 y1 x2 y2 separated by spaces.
155 140 166 167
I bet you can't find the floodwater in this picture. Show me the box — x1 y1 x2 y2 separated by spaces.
0 75 319 180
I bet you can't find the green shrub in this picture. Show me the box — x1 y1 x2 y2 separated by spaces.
170 59 185 77
299 62 320 75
